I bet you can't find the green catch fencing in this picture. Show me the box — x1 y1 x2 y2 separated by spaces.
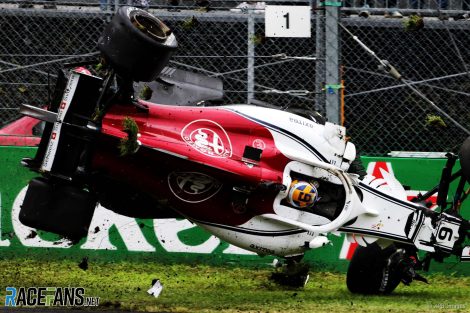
0 145 468 274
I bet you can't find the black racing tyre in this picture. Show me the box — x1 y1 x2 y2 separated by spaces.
20 177 53 226
346 243 401 294
53 184 97 240
98 6 178 82
20 178 97 240
459 136 470 183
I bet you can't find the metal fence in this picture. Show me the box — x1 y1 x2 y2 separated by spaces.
342 18 470 154
0 3 320 121
0 1 469 156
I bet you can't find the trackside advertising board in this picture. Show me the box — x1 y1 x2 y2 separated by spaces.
0 146 468 274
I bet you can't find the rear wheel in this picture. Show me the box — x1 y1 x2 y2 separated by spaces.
98 6 177 82
20 177 97 240
346 243 401 294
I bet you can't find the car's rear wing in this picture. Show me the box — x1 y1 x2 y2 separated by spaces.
20 70 102 180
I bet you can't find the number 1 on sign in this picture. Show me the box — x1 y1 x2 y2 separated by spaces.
265 5 311 38
283 12 290 29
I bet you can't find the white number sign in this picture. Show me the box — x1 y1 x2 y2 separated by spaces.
265 6 311 38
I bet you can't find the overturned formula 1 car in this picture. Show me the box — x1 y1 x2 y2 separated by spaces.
18 7 470 294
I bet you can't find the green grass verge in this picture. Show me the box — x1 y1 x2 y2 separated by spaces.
0 258 469 312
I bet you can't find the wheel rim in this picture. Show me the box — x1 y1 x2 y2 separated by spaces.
131 13 169 42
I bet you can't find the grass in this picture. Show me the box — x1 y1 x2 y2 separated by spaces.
0 258 469 312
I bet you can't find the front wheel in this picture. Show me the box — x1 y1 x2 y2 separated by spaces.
346 243 401 294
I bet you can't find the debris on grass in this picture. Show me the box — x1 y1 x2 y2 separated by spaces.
1 259 469 313
147 278 164 298
78 256 89 271
26 231 37 239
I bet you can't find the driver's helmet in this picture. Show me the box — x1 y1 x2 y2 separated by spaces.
287 180 318 209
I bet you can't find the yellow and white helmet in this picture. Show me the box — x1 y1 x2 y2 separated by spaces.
287 180 318 209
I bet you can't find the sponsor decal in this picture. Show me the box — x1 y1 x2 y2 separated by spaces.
252 139 266 150
181 119 232 158
168 172 222 203
289 117 314 129
4 287 99 307
41 123 63 171
41 72 80 172
249 244 275 255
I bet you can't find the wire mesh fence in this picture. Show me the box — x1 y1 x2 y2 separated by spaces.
0 9 109 125
342 18 470 154
0 4 320 125
0 1 469 156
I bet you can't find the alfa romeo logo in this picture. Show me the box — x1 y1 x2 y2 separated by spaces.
168 172 223 203
181 119 232 158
